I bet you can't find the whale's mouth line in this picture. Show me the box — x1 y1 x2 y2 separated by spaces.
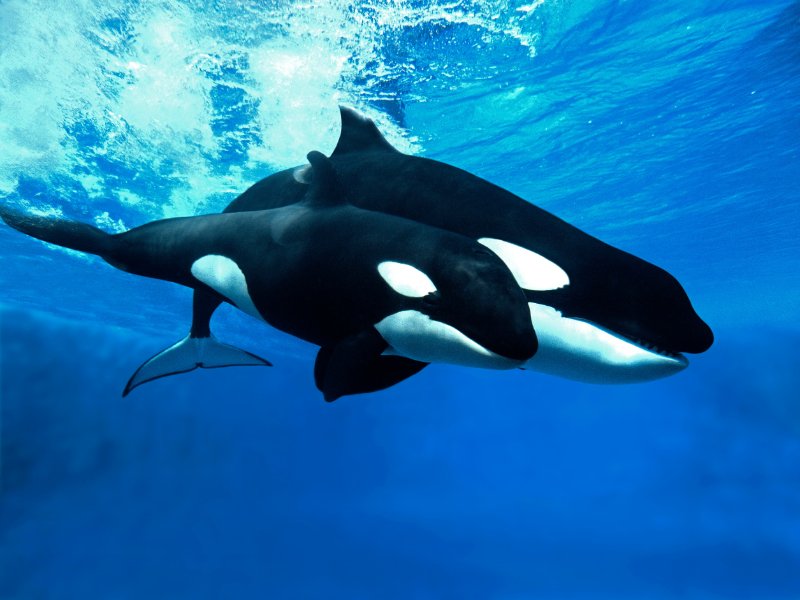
570 317 689 365
627 336 688 364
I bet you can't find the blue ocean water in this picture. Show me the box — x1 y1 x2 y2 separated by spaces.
1 0 799 597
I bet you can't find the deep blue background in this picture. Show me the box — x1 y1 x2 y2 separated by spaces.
4 308 800 598
2 1 799 598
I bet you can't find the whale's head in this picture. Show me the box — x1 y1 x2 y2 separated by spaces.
374 240 537 369
478 237 713 383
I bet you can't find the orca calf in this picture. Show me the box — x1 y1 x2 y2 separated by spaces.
1 152 536 401
206 106 714 383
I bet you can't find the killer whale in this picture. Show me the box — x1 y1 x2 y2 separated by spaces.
1 152 535 400
203 106 713 383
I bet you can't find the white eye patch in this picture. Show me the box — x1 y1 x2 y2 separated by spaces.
478 238 569 291
378 261 437 297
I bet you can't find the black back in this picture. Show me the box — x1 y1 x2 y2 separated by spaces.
223 107 713 356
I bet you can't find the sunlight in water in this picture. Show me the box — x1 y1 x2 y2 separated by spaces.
0 0 544 220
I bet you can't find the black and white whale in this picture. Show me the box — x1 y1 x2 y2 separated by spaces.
0 152 536 400
194 106 713 383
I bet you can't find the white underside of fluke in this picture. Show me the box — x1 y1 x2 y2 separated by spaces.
523 302 688 383
124 335 271 396
376 309 522 369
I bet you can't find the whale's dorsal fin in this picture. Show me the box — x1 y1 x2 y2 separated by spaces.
332 105 400 156
305 151 346 207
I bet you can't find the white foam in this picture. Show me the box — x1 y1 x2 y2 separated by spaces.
93 211 127 233
0 0 542 223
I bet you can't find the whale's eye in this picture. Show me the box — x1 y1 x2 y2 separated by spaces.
378 261 437 298
422 291 442 307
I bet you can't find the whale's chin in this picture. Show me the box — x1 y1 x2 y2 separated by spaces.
375 310 525 370
522 303 688 384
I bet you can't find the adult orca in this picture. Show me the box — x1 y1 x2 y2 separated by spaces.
1 152 536 401
195 106 713 384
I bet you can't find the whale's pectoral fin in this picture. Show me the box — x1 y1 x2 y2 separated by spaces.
123 335 271 397
314 328 427 402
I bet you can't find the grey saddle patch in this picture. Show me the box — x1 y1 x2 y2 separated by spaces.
292 164 313 184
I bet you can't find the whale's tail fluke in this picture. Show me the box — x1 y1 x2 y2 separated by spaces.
123 334 272 397
0 207 113 257
124 289 272 396
2 206 274 396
